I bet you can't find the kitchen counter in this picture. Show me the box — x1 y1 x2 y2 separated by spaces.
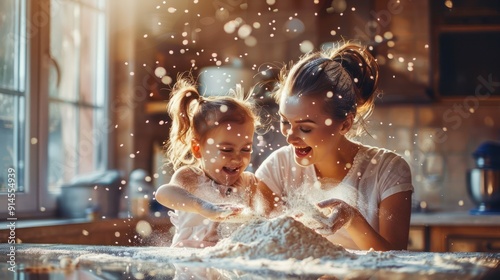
1 244 499 279
0 217 91 229
0 216 172 246
411 211 500 226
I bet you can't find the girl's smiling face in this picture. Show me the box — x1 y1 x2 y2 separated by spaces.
196 121 254 186
279 94 348 167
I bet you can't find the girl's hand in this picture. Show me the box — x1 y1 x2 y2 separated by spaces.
314 198 359 235
200 202 244 221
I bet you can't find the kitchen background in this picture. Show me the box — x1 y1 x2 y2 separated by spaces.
1 0 499 251
116 0 500 213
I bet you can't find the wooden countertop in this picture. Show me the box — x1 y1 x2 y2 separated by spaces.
0 215 172 246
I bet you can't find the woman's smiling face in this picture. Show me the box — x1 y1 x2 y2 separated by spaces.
279 94 345 167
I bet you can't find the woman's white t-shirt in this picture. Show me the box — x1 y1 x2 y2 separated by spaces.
255 144 414 250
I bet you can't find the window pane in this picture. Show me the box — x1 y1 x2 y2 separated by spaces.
48 102 77 192
78 107 96 175
0 0 27 214
48 104 107 192
0 0 22 90
49 0 80 101
94 11 107 107
0 93 26 193
79 7 100 105
47 0 108 195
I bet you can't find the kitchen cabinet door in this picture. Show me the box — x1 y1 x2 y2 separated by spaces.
430 226 500 252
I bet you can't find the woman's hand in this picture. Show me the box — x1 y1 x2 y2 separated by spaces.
314 198 360 235
315 191 413 251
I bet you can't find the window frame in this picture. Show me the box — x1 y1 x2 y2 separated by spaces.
0 0 38 217
0 0 110 218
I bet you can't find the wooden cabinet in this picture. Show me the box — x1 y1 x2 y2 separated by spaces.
429 225 500 253
408 226 429 252
410 212 500 252
0 217 172 246
429 0 500 99
409 224 500 253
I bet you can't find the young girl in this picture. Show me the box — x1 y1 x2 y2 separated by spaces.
255 42 414 251
155 76 261 248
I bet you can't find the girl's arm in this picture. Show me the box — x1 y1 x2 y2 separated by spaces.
155 167 203 212
155 183 208 213
155 168 242 220
156 183 242 220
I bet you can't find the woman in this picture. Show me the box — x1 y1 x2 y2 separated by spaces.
255 42 414 251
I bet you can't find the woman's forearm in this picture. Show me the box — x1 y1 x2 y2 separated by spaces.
345 193 411 251
345 214 394 251
254 181 282 216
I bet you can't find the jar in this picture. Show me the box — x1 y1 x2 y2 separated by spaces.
128 169 153 218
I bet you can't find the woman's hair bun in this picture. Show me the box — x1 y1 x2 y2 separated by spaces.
332 44 379 105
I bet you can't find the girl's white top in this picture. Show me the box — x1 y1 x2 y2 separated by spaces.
255 144 414 250
169 171 257 248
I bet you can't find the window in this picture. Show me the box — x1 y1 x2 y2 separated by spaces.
0 0 28 212
47 0 108 192
0 0 109 217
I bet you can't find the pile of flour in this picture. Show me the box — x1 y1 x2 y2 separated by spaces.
204 216 355 260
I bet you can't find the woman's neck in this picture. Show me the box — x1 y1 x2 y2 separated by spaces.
314 138 360 180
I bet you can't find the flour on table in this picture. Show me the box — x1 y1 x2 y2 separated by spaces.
6 242 499 279
203 216 356 260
